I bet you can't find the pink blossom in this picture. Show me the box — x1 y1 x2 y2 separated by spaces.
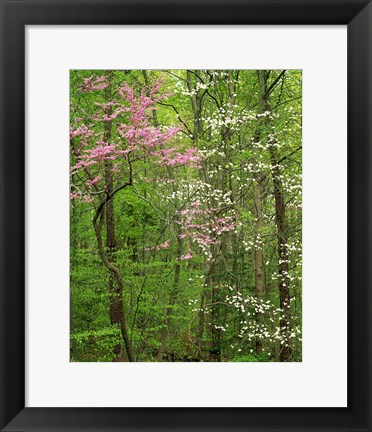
180 252 193 260
156 147 201 168
145 239 170 252
71 78 203 209
87 176 99 186
160 240 170 248
79 75 109 93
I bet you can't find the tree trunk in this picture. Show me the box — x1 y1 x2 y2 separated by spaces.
93 197 136 362
254 181 264 354
69 295 78 360
257 70 291 361
186 70 212 358
103 72 119 324
157 234 183 361
270 156 292 362
253 73 265 355
93 214 136 362
102 71 123 358
70 172 78 360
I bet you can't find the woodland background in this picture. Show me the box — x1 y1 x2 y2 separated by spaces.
70 69 302 362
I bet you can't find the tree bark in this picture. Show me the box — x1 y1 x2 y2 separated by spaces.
102 71 125 359
157 234 183 361
186 70 213 358
70 163 78 359
92 168 136 361
257 70 291 362
253 73 265 355
103 71 120 327
253 181 264 354
93 209 136 362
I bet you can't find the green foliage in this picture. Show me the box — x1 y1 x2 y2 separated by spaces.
71 327 122 362
70 69 302 362
232 352 273 362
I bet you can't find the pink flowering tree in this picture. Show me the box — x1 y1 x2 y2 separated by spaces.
70 75 200 361
176 201 236 260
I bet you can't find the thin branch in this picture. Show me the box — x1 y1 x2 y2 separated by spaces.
265 70 286 98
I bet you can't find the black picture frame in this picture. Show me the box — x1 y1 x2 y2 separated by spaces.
1 0 371 431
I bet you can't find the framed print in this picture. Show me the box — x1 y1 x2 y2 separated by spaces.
0 0 371 431
26 26 347 409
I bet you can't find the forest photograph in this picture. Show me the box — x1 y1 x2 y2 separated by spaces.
70 69 302 362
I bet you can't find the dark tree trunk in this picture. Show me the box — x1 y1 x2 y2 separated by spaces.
69 295 78 360
157 234 183 361
253 180 264 354
186 70 212 359
93 211 136 362
258 70 292 362
102 71 124 359
253 74 265 355
270 157 292 362
70 168 78 360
